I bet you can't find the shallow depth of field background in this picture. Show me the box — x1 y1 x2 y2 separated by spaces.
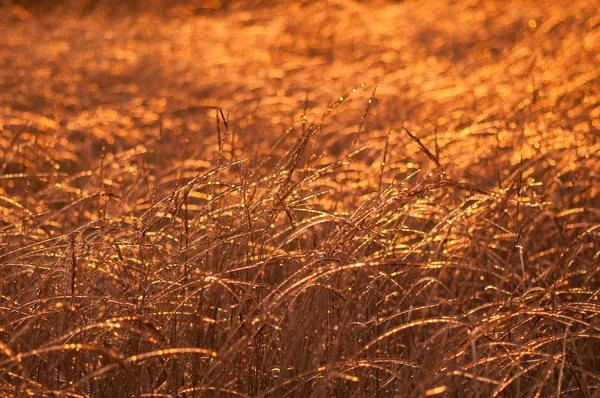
0 0 599 396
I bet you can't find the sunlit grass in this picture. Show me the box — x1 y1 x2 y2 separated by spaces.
0 0 599 396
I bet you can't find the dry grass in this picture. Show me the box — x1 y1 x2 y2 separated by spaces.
1 0 599 396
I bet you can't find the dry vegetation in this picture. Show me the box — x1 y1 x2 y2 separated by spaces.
1 0 599 396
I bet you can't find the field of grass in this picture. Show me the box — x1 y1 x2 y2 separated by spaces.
1 0 599 396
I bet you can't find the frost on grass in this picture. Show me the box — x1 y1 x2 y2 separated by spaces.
0 0 599 396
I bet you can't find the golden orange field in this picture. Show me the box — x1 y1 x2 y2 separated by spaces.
1 0 599 396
